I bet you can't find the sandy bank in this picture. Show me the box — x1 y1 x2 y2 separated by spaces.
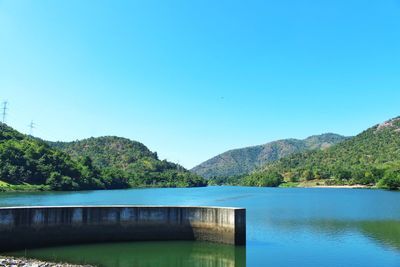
310 184 371 189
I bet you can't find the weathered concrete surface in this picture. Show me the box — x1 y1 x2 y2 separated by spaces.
0 206 246 251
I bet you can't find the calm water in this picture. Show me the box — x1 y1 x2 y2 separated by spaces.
1 186 400 267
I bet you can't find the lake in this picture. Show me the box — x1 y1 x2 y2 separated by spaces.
1 186 399 267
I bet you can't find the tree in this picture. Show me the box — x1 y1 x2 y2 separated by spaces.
378 170 400 190
243 171 283 187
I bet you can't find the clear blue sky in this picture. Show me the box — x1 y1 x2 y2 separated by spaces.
1 0 400 168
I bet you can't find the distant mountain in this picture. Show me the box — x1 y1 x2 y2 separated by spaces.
191 133 347 178
48 136 206 188
244 117 400 190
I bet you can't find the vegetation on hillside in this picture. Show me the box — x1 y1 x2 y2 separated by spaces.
192 134 347 178
208 172 284 187
49 137 156 170
243 117 400 190
48 137 206 188
0 123 206 191
0 123 110 191
3 115 400 192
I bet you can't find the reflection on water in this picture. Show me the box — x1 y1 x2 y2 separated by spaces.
1 186 400 267
359 221 400 251
8 241 246 267
270 219 400 251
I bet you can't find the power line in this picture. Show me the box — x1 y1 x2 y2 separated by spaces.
2 101 8 123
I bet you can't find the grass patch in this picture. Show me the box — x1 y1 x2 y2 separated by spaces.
297 179 326 187
279 179 329 188
0 181 50 192
0 180 10 187
279 182 300 188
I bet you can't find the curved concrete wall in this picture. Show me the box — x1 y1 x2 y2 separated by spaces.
0 206 246 251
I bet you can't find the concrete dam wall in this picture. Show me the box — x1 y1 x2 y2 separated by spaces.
0 206 246 251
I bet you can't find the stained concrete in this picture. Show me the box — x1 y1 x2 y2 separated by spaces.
0 206 246 251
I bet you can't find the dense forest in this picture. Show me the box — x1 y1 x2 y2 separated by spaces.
192 133 347 178
0 123 206 191
2 115 400 192
48 137 206 188
240 117 400 190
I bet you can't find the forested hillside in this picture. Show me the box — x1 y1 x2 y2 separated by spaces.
243 117 400 190
48 136 206 188
0 123 113 191
0 123 206 191
192 133 347 178
49 137 156 170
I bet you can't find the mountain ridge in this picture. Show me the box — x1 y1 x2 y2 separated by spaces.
192 133 348 178
243 116 400 190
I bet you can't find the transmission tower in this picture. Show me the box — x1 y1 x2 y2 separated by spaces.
28 120 36 136
1 101 8 123
177 160 182 172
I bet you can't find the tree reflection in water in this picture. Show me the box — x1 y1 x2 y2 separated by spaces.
8 241 246 267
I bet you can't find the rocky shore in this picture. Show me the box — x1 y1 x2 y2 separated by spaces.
0 256 93 267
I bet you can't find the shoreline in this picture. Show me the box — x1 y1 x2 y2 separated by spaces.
306 184 372 189
0 184 379 193
279 180 375 189
0 256 93 267
0 182 209 193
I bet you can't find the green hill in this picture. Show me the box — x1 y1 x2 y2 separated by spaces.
47 136 206 188
244 117 400 190
0 124 206 191
191 133 347 178
0 122 110 191
49 137 157 171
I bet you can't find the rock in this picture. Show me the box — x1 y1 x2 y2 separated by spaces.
0 257 94 267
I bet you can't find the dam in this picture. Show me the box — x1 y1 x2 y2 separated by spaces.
0 206 246 251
